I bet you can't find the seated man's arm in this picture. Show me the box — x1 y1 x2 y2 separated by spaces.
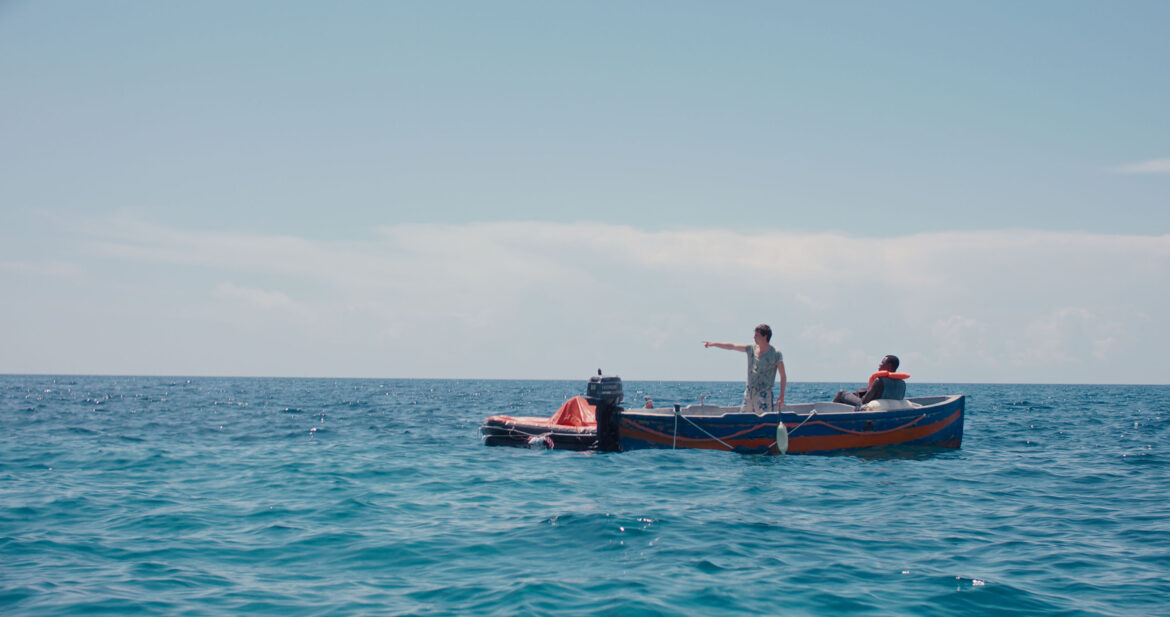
860 379 884 405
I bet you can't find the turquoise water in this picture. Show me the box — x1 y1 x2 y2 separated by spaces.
2 376 1167 616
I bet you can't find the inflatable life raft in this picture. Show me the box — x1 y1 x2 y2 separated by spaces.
480 396 600 450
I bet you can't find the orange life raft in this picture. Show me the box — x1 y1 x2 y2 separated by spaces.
480 396 598 450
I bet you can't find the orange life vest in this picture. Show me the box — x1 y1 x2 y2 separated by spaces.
868 370 910 389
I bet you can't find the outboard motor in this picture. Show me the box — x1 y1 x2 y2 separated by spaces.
586 371 624 452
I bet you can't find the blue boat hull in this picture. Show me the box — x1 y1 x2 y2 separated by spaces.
618 395 965 455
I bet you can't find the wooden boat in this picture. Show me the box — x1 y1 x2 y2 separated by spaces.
480 375 964 455
618 396 964 454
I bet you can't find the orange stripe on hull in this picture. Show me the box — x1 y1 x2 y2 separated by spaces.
621 408 962 454
787 410 962 453
620 421 774 451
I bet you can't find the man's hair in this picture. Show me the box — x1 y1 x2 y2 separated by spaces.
755 324 772 342
883 355 900 370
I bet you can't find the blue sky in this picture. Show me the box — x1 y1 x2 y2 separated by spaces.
1 1 1167 383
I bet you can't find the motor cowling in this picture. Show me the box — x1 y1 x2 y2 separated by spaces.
586 373 623 452
585 374 623 407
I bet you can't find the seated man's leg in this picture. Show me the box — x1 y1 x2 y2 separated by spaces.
833 390 864 406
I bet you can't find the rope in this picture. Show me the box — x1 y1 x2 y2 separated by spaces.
676 411 737 451
767 409 818 450
766 412 929 450
789 409 818 434
808 413 927 436
498 424 591 439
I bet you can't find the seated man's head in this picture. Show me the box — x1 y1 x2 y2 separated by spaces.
881 355 900 371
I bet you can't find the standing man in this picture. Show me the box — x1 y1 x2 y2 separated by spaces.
703 324 787 413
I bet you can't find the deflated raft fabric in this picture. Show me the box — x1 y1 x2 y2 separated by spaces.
484 396 597 429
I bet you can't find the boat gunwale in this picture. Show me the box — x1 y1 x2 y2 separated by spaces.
621 395 964 422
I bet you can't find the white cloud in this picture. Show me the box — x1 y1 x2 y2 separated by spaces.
930 316 985 362
1013 307 1096 367
212 283 316 321
0 260 83 278
18 217 1170 383
800 324 850 347
1007 307 1138 377
1110 157 1170 174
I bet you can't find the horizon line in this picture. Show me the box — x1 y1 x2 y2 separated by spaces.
2 372 1166 387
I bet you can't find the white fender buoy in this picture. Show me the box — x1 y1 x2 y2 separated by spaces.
776 419 789 455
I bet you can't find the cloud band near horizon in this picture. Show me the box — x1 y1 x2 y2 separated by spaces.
3 216 1168 384
1111 157 1170 174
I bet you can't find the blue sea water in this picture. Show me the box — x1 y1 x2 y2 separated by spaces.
1 376 1167 617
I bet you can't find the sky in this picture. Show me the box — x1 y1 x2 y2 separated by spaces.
1 1 1168 384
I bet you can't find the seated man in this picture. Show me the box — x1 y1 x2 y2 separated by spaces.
833 355 909 408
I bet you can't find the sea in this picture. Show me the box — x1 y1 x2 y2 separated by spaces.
1 375 1167 617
